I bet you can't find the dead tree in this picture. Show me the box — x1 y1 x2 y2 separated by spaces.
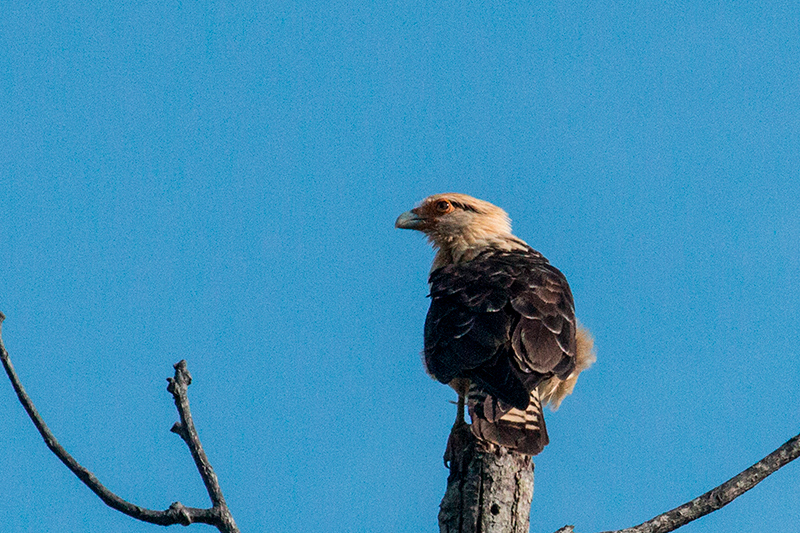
0 312 239 532
4 308 799 532
439 413 800 533
439 426 534 533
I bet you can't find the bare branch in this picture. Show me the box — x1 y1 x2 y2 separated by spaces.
0 312 239 532
556 431 800 533
167 360 239 532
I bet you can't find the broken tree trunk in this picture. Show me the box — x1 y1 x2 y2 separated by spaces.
439 426 534 533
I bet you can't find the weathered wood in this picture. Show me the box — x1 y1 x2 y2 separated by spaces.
439 427 534 533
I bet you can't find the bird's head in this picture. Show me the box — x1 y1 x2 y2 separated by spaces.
395 194 516 263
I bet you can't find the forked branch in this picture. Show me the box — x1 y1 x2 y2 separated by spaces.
0 312 239 532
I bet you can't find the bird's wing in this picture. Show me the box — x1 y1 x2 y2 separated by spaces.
424 255 513 384
508 259 577 381
424 249 576 396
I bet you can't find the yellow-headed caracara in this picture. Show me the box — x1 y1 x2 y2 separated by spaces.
396 193 595 456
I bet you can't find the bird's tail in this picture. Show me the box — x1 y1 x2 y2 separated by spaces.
467 384 549 456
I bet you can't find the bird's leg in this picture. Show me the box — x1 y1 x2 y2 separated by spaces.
444 380 473 473
454 392 465 425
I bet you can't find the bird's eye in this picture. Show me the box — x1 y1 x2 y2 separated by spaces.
435 200 453 213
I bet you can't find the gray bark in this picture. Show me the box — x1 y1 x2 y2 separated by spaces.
439 427 534 533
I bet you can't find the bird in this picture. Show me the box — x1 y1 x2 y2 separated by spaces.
396 193 595 458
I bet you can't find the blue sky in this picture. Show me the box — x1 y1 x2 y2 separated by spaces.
1 1 799 532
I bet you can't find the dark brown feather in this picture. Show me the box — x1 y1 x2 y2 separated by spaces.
424 247 577 454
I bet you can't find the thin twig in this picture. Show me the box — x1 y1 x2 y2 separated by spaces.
0 312 239 532
556 431 800 533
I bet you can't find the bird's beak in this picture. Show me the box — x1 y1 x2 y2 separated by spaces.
395 210 425 230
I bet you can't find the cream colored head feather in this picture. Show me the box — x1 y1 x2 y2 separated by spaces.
395 193 527 269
